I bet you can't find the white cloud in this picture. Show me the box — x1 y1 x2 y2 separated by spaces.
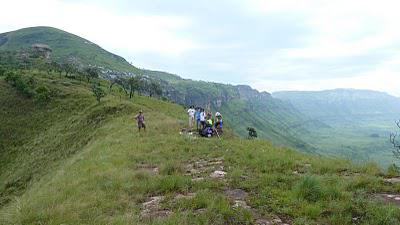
1 0 399 96
0 0 199 56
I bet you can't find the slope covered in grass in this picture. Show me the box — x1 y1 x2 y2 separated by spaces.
1 70 400 225
0 26 138 72
0 69 136 206
0 26 322 153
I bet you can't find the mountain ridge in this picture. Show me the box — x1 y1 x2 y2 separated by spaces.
0 26 321 152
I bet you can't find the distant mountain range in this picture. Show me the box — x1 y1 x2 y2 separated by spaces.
273 89 400 126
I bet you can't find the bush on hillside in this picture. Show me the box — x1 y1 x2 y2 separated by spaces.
34 86 51 105
5 71 35 98
247 127 258 139
294 176 322 202
387 164 400 177
91 82 106 103
0 65 5 76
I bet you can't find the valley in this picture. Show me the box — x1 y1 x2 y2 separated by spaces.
1 26 400 224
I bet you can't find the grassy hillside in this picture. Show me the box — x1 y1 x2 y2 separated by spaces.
0 26 139 73
1 69 400 225
0 26 320 152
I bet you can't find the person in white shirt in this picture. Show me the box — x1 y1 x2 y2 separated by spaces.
200 108 205 129
187 106 196 130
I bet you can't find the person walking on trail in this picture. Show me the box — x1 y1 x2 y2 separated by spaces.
195 107 201 131
200 108 206 129
135 110 146 132
187 106 196 130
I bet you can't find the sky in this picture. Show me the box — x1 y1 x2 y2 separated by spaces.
1 0 400 96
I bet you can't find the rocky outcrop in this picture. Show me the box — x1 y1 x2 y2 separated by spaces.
31 43 52 59
236 85 272 101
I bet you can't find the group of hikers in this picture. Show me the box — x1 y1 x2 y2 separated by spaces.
134 106 223 138
187 106 223 137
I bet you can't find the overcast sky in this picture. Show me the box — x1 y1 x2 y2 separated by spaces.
1 0 400 96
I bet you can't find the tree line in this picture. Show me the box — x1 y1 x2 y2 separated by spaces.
0 49 164 103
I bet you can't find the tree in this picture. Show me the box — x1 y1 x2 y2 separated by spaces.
390 120 400 160
84 67 100 83
34 86 51 105
62 58 80 78
91 82 105 103
109 77 129 95
247 127 258 139
149 81 162 97
62 61 76 77
127 75 143 98
51 61 63 77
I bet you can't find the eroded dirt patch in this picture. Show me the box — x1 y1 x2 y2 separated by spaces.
185 157 225 180
140 196 171 219
374 193 400 206
384 177 400 184
135 163 159 174
224 188 290 224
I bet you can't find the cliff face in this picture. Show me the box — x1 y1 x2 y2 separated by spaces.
236 85 272 101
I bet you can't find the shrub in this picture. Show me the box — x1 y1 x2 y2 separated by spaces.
160 161 184 175
34 86 51 105
5 71 35 98
0 66 5 76
387 164 400 177
4 71 18 84
294 176 322 202
247 127 257 139
91 82 106 103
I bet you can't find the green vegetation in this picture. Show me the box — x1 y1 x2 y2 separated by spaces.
91 82 106 103
0 26 139 73
1 64 400 225
0 26 321 154
247 127 258 139
274 90 400 167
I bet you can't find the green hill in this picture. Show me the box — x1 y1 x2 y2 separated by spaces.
0 26 321 152
0 26 139 73
1 68 400 225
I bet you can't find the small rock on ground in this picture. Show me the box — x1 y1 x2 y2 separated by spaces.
233 200 251 209
374 193 400 206
210 170 227 178
136 163 159 174
174 193 196 200
191 177 205 182
384 177 400 184
225 188 248 201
